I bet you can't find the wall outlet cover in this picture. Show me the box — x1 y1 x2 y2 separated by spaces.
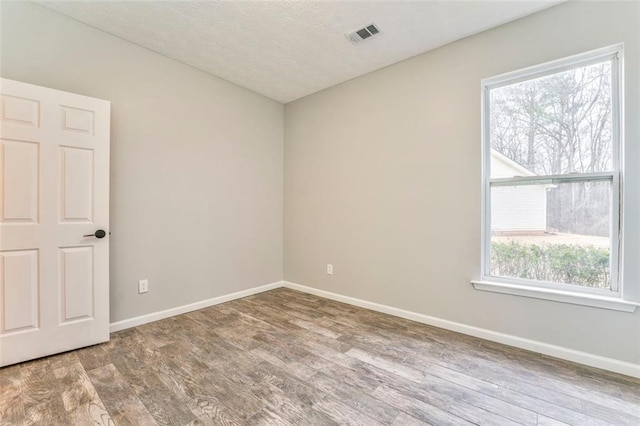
138 279 149 294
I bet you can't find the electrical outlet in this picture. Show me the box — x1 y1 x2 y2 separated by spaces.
138 279 149 294
326 264 333 275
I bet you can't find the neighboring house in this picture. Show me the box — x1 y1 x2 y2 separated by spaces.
491 149 548 234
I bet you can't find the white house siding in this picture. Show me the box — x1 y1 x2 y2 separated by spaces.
491 151 547 232
491 185 547 232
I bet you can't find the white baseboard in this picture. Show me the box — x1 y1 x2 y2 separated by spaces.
109 281 283 333
283 281 640 378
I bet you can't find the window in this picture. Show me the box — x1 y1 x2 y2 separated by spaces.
474 45 636 311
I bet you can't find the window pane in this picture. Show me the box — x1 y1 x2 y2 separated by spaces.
490 180 611 289
489 61 613 178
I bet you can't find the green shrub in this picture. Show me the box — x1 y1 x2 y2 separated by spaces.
490 241 610 288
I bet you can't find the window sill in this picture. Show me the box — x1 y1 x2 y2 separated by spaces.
471 280 639 312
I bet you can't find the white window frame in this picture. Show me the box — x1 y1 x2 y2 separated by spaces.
472 44 638 313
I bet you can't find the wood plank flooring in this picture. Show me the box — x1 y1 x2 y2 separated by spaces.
1 288 638 425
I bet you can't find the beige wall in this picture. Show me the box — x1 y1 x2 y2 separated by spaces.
1 2 284 322
284 1 640 364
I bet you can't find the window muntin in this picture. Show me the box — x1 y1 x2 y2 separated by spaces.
482 47 621 296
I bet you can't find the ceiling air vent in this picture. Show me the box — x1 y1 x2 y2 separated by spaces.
345 23 382 44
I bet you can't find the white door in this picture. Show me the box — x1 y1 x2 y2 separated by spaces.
0 78 110 367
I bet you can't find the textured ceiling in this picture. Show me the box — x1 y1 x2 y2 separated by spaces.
36 0 561 103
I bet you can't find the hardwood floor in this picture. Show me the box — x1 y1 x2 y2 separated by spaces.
1 288 638 425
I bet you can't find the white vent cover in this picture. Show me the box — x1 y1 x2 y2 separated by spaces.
345 23 382 44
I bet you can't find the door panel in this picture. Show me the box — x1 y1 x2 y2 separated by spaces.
1 95 40 127
61 146 94 222
61 106 94 135
60 246 94 322
0 250 39 333
0 78 110 366
1 140 39 222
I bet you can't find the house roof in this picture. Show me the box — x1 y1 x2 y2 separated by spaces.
491 149 536 177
